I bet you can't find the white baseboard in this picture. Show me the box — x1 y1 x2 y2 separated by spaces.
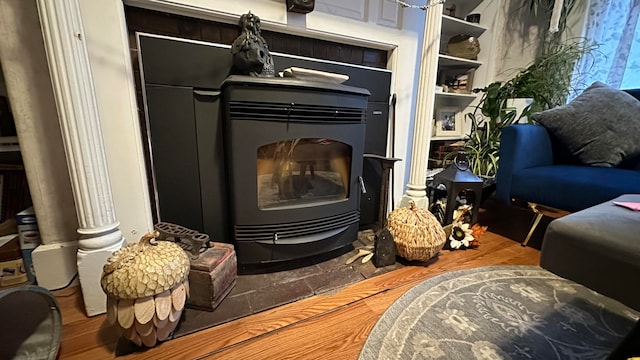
32 241 79 290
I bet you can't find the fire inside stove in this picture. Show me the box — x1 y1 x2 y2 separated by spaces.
257 138 352 209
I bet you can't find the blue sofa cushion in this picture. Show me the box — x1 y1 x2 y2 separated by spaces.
511 165 640 212
532 81 640 167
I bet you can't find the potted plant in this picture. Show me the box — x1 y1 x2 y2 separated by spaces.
463 92 517 178
442 0 596 203
458 40 595 210
462 36 595 174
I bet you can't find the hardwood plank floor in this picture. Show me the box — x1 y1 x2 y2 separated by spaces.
54 231 540 359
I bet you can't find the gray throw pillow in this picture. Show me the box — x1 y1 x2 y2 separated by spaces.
532 81 640 167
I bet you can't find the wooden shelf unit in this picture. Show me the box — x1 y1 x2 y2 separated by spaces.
430 0 498 172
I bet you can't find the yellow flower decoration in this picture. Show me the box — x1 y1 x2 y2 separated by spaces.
449 222 474 249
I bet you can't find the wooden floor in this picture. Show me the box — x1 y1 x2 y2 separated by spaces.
55 232 540 360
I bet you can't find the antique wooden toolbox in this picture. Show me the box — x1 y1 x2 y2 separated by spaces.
155 222 237 312
187 242 237 311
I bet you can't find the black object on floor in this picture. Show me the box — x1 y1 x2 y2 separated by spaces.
373 228 396 268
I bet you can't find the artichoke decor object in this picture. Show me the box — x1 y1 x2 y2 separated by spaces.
100 231 191 347
386 201 446 261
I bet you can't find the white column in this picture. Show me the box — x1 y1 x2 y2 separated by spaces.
400 1 443 209
0 0 80 291
36 0 124 316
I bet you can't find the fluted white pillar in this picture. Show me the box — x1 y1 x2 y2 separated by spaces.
36 0 124 316
400 1 443 209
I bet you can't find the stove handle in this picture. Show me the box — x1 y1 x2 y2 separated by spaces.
358 176 367 194
193 90 221 97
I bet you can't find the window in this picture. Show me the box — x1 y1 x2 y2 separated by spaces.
575 0 640 89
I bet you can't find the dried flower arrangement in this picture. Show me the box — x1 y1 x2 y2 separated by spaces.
444 205 487 250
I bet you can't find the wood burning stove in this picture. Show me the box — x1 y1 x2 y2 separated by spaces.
136 34 391 267
222 76 369 264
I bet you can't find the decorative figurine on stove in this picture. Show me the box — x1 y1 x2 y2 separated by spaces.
231 11 275 77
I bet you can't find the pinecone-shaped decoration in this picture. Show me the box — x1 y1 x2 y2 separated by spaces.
386 201 446 261
100 230 191 347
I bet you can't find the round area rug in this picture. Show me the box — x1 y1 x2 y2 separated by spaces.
359 265 639 359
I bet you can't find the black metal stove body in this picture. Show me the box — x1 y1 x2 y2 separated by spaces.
222 76 369 264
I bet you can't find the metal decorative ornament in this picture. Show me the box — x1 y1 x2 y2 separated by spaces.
230 12 275 77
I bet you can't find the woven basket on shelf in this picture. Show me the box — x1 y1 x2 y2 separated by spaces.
386 201 446 261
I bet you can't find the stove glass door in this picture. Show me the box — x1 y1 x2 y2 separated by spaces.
256 138 352 210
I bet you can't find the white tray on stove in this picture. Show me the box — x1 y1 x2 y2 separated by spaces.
281 67 349 84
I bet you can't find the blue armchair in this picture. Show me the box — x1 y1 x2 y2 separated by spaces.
495 89 640 245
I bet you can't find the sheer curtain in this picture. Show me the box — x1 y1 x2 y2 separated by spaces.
574 0 640 90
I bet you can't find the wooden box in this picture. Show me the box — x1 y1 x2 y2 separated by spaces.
187 242 237 311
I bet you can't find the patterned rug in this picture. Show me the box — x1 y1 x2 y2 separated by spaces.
359 265 639 359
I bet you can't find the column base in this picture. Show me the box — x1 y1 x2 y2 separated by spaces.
78 239 124 316
32 241 79 290
399 194 429 209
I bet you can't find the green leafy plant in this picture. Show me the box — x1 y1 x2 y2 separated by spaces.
476 39 596 124
526 0 577 45
461 29 595 177
463 99 517 177
453 0 595 177
520 0 597 104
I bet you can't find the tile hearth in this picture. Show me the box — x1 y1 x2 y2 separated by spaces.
115 229 404 354
114 196 550 355
113 228 402 354
175 230 403 338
